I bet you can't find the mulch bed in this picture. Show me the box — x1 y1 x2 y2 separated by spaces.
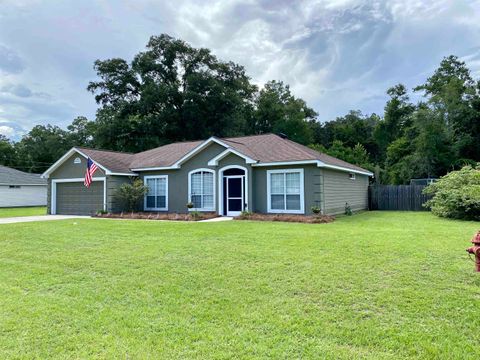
95 212 218 221
235 213 335 223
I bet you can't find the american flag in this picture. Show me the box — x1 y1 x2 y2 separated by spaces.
84 158 98 188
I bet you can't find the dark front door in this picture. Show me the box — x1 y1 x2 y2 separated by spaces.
226 176 244 216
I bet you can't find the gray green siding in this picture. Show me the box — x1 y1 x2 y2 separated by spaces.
322 168 369 215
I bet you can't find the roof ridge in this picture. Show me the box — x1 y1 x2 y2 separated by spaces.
75 146 135 155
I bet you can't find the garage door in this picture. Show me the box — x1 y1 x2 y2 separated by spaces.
55 181 104 215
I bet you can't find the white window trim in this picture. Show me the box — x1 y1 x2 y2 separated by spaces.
144 175 168 211
188 168 216 212
266 168 305 214
51 177 106 215
349 173 356 180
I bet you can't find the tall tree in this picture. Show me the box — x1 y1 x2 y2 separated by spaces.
374 84 414 161
415 55 480 162
250 80 317 144
88 34 257 152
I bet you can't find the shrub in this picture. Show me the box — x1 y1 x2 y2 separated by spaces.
115 179 149 212
344 202 352 216
423 164 480 220
311 206 321 214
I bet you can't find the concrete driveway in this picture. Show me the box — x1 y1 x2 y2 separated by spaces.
0 215 89 225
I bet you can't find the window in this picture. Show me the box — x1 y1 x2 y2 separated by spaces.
74 157 81 164
189 169 215 211
267 169 304 214
349 173 356 180
144 176 168 210
9 185 21 189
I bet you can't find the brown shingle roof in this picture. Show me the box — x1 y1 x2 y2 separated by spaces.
131 140 202 169
75 134 371 175
76 147 136 174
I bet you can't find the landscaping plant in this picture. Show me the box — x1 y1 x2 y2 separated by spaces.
115 179 149 212
423 164 480 220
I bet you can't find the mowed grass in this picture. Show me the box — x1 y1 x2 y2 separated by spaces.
0 212 479 359
0 206 46 218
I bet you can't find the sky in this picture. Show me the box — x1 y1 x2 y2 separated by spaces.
0 0 480 141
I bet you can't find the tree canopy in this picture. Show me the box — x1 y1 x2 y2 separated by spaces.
2 35 479 184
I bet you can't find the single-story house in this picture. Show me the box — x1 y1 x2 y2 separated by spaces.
41 134 373 216
0 165 47 207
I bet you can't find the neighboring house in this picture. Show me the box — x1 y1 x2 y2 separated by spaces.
0 165 47 207
41 134 373 216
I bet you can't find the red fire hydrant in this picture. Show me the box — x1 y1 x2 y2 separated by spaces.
466 231 480 272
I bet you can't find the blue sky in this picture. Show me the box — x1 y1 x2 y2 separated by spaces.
0 0 479 140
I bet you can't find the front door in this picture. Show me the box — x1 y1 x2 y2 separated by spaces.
226 176 244 216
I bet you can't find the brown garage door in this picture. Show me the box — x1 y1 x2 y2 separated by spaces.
56 181 104 215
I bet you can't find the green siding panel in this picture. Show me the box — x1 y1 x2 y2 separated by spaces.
322 168 369 215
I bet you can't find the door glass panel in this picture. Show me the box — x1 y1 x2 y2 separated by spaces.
228 178 242 198
228 199 242 212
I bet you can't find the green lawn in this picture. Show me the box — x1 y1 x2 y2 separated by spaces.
0 212 479 359
0 206 46 218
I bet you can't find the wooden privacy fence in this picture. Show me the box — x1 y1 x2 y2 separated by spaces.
369 185 431 211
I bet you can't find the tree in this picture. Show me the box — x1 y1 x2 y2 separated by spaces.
88 34 257 152
14 125 72 173
250 80 317 144
310 141 374 172
415 55 480 163
313 111 379 159
0 135 16 167
374 84 414 161
67 116 95 147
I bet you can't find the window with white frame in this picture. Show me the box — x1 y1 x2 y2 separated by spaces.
189 169 214 211
349 173 356 180
267 169 304 214
144 176 168 210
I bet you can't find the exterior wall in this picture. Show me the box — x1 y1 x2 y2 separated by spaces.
138 142 229 213
107 175 133 212
322 168 369 215
0 185 47 207
252 164 322 215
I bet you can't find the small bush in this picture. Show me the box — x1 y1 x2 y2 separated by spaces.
344 203 352 216
115 179 149 212
311 206 321 214
189 211 200 221
423 164 480 220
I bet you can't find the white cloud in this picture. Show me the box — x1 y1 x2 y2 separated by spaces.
0 125 15 137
